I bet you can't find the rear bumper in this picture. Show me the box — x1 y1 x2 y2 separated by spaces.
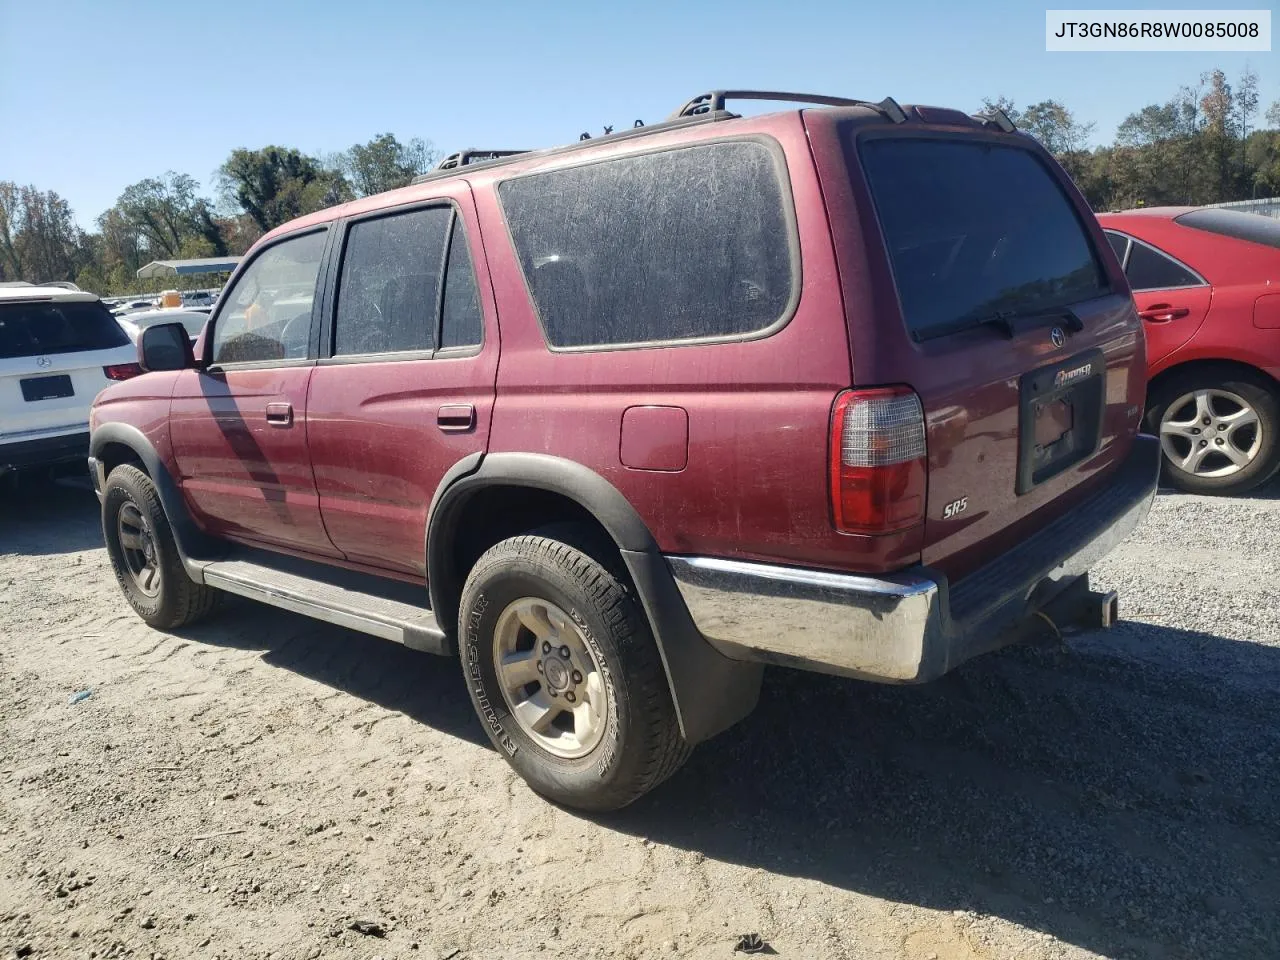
0 430 91 472
667 434 1160 683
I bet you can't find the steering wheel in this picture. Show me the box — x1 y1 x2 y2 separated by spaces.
280 312 311 357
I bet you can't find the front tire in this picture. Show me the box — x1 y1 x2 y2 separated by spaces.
458 532 690 811
102 465 220 629
1146 368 1280 496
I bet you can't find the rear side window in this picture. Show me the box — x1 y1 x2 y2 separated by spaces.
440 225 483 349
857 137 1108 340
499 140 795 348
334 207 452 356
1175 208 1280 249
1105 231 1130 266
0 300 129 359
1123 240 1201 291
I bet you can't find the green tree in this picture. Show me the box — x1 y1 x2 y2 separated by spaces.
217 146 352 233
336 133 436 197
110 172 226 260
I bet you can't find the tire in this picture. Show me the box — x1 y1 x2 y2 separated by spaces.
102 465 221 629
1145 367 1280 496
458 529 690 811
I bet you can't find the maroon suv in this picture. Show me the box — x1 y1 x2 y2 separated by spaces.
89 91 1160 811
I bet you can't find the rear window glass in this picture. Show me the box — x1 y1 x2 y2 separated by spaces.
856 137 1109 340
499 140 795 348
0 300 129 359
1174 208 1280 249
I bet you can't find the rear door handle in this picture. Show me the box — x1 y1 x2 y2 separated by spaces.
1137 304 1190 323
437 404 476 433
265 402 293 426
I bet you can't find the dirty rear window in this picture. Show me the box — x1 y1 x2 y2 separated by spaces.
0 300 129 359
498 140 796 348
856 137 1108 340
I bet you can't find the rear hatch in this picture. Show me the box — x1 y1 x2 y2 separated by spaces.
824 120 1145 580
0 297 133 441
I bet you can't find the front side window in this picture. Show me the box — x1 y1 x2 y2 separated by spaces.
499 140 796 348
857 136 1109 340
1124 240 1201 291
333 207 452 357
211 230 327 365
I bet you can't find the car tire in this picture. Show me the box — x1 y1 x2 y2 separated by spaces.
458 529 691 811
102 465 221 629
1145 367 1280 496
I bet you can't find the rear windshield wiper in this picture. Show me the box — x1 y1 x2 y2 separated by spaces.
915 304 1085 342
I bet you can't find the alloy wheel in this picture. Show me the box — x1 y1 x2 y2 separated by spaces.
1159 388 1262 478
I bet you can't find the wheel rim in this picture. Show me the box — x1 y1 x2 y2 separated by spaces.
117 500 161 598
492 597 610 760
1159 388 1262 479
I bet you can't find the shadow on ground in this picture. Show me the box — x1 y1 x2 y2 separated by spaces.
9 474 1280 959
0 474 105 556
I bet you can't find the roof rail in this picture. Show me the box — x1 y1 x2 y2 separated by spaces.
670 90 908 124
970 108 1018 133
434 149 530 172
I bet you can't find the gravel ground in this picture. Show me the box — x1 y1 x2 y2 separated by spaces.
1 475 1278 960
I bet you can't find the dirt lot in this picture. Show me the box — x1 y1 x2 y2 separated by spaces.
2 477 1278 960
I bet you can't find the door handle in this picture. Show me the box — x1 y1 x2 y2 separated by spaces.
437 404 476 433
265 402 294 427
1137 304 1190 323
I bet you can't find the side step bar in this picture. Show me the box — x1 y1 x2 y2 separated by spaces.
188 552 449 655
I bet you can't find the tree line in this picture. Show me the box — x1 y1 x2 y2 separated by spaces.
0 133 435 295
2 69 1279 295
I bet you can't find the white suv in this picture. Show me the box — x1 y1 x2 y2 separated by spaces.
1 286 140 475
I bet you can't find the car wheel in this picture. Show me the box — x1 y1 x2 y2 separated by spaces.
458 529 690 811
1146 368 1280 496
102 465 221 629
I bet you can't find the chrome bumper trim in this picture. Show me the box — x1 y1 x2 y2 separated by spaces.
668 435 1160 683
666 556 942 681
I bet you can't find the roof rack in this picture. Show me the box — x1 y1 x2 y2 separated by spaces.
434 149 531 172
970 108 1018 133
670 90 908 124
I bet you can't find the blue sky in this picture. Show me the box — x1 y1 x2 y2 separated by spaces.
2 0 1277 227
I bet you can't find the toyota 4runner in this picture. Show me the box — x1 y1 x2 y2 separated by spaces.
89 91 1160 811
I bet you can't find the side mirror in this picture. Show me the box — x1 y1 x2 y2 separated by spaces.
138 322 195 372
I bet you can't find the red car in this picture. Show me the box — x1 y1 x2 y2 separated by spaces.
89 91 1158 810
1098 208 1280 495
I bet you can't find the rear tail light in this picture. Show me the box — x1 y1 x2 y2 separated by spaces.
830 387 927 535
103 363 143 381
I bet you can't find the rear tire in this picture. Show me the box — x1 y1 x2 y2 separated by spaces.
458 530 690 811
102 465 221 629
1146 368 1280 496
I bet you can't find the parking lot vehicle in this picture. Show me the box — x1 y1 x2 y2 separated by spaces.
2 286 139 475
90 91 1160 810
115 307 211 345
1098 208 1280 495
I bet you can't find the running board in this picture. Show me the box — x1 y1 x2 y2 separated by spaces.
189 550 449 655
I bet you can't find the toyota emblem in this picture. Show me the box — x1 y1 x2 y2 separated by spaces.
1049 327 1066 348
36 356 53 368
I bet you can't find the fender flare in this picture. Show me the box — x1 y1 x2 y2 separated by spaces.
89 423 214 563
426 452 762 744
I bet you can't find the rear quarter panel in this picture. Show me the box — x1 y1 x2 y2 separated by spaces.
470 114 925 571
